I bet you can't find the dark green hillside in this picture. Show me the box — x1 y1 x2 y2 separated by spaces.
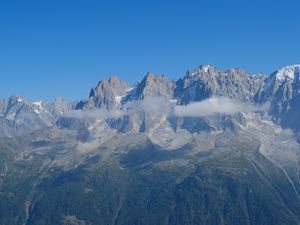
0 132 300 225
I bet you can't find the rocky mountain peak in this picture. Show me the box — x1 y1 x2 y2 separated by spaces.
185 64 219 79
258 65 300 103
144 72 155 79
3 65 300 225
0 95 62 137
176 65 264 104
8 95 28 104
53 97 69 113
5 63 300 137
198 64 214 72
90 76 129 97
78 76 129 110
274 65 300 82
256 65 300 131
0 95 30 115
124 73 175 101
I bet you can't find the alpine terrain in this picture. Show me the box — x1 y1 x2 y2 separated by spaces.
1 64 300 225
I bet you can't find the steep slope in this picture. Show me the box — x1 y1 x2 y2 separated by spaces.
0 95 72 137
124 73 175 101
0 96 54 137
257 65 300 131
76 77 130 110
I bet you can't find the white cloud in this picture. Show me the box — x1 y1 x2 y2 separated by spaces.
174 97 262 117
64 96 263 119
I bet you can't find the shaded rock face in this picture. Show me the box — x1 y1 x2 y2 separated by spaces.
0 96 72 137
0 96 54 137
257 65 300 131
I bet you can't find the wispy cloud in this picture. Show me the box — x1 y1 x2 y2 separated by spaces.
174 97 262 117
63 96 263 119
63 97 171 120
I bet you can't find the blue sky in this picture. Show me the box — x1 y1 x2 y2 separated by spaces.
0 0 299 101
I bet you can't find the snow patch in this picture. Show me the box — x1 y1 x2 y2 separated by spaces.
115 95 123 104
275 65 300 81
32 101 43 114
32 101 43 108
202 65 211 73
115 87 135 104
169 99 177 104
127 87 135 92
34 109 41 114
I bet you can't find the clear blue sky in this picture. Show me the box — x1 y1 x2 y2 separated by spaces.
0 0 299 102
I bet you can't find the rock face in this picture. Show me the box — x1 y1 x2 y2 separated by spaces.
76 77 129 110
0 96 71 137
257 65 300 130
174 65 264 104
52 96 70 113
4 64 300 137
3 64 300 136
124 73 175 101
0 96 53 137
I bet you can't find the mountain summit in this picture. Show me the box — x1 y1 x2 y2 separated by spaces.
2 64 300 137
1 64 300 225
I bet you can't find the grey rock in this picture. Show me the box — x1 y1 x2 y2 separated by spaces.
77 77 129 110
258 65 300 131
0 96 54 137
0 95 75 137
175 65 264 104
124 73 175 102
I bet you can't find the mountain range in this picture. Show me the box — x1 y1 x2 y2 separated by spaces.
1 64 300 225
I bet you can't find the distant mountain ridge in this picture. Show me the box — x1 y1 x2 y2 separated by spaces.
1 64 300 137
2 64 300 225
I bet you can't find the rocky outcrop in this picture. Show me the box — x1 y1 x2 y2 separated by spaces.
174 65 264 104
77 77 129 110
124 72 175 101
